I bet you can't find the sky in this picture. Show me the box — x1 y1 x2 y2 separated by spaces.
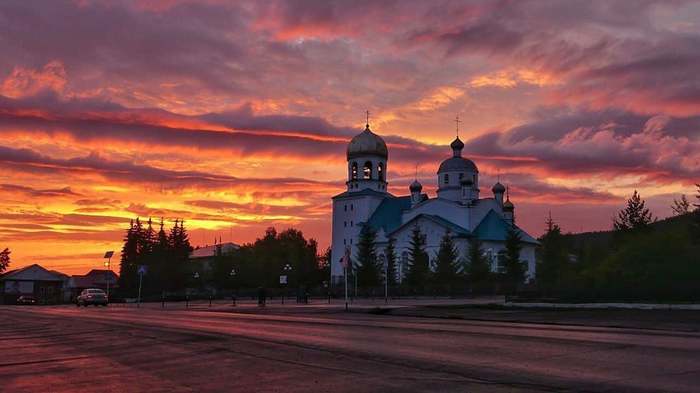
1 0 699 275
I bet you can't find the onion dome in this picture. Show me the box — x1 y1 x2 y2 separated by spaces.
450 136 465 153
438 136 478 173
409 179 423 192
503 198 514 211
347 124 388 159
492 182 505 194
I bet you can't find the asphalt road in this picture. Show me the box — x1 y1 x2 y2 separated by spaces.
1 306 699 392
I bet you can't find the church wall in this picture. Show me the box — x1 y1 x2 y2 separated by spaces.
330 194 385 284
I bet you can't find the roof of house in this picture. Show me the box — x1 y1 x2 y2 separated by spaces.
69 269 119 288
473 210 539 244
366 196 412 234
0 264 67 282
191 242 239 259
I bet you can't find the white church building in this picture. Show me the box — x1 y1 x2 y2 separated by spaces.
330 123 538 285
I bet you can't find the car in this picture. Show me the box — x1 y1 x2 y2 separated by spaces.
17 295 37 305
76 288 108 307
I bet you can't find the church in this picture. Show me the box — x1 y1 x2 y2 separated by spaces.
330 122 538 285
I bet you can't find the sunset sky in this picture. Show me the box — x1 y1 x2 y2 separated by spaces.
1 0 699 275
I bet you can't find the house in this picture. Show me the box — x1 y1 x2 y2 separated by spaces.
0 264 68 304
67 269 119 301
190 242 239 276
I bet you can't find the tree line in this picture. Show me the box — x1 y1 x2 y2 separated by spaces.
352 221 526 296
0 248 10 274
537 186 700 301
117 220 329 298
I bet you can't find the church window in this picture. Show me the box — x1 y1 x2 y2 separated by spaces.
344 221 347 227
378 162 384 181
444 174 449 184
363 161 372 179
350 204 353 211
344 205 347 212
343 239 346 245
351 221 353 226
351 162 358 180
350 238 353 245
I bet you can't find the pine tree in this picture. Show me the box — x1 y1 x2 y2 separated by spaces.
0 248 10 273
118 219 138 296
433 230 458 294
465 236 490 289
614 190 654 231
384 237 397 288
168 219 193 291
152 218 170 292
355 225 380 289
502 226 525 295
405 225 430 294
671 195 691 216
537 213 568 294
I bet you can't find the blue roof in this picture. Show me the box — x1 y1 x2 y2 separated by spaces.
473 210 538 244
366 196 411 234
385 213 471 238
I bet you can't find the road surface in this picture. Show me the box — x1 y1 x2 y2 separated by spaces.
1 305 698 392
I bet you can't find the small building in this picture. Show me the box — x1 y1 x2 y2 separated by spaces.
67 269 119 301
0 264 68 304
190 242 239 275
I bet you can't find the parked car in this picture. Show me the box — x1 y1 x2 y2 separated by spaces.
76 288 108 307
17 295 37 305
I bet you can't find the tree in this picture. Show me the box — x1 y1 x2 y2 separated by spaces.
0 248 10 273
355 225 381 289
613 190 654 232
671 195 691 216
693 184 700 243
433 230 459 293
118 219 139 296
384 237 397 288
168 219 193 291
465 237 490 290
537 214 569 294
405 225 430 294
501 226 525 294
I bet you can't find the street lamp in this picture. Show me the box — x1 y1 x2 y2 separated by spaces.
103 251 114 299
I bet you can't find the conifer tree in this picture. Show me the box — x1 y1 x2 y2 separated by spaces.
465 236 490 289
0 247 10 273
537 213 568 293
433 230 458 293
671 195 691 216
355 224 381 289
384 237 397 288
118 219 138 295
405 225 430 294
502 226 525 294
614 190 654 231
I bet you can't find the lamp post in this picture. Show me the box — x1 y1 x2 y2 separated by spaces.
103 251 114 299
281 263 292 304
230 268 237 306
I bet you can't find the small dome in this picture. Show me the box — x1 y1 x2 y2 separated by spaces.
503 199 514 210
347 125 388 159
492 182 505 193
409 179 422 192
450 137 464 151
438 157 478 173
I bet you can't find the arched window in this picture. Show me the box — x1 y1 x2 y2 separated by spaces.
351 162 358 180
378 162 384 181
444 174 449 184
363 161 372 179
